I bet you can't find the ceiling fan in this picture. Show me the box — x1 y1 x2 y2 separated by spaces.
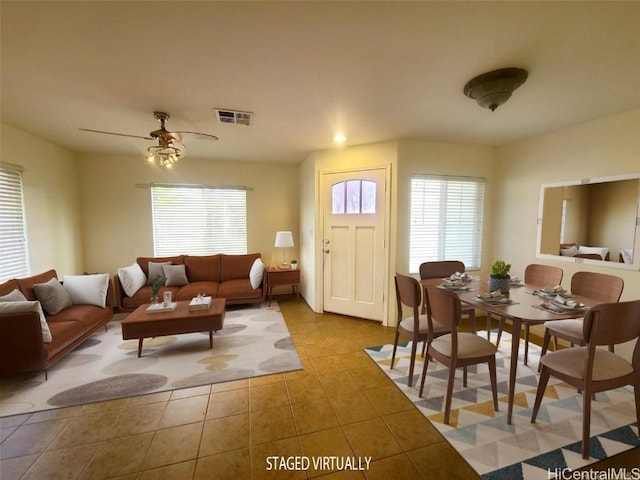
80 111 219 167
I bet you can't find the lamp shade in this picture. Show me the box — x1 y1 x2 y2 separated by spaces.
274 231 294 248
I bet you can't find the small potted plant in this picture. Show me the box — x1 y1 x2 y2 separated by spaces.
290 259 298 270
489 260 511 294
151 275 163 303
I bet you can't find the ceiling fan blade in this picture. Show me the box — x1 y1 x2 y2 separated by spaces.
79 128 153 140
173 131 219 141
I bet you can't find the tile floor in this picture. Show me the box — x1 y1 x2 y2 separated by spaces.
1 295 638 479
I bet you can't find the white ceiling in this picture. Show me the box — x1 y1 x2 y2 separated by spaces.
2 1 640 165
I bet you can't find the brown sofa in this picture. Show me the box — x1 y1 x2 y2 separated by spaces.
0 270 113 378
114 253 266 311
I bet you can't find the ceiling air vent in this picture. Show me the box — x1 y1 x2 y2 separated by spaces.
215 109 253 126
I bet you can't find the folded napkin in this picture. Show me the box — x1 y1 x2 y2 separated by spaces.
477 290 503 300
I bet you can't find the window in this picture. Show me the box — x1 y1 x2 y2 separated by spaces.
0 163 29 282
151 185 247 256
409 175 485 273
331 179 377 214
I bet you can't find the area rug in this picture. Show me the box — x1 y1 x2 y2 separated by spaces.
0 302 302 417
364 332 639 480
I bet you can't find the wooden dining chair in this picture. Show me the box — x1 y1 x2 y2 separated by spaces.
418 284 498 425
531 299 640 459
494 264 563 365
392 273 451 387
540 271 624 362
419 261 478 335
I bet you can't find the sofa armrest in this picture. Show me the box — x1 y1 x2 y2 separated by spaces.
0 312 47 375
113 274 127 311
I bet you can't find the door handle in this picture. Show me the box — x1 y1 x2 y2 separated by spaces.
324 249 330 253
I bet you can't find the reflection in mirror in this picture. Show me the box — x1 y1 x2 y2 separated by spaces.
537 174 640 270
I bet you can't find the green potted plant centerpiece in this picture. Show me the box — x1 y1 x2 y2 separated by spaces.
151 275 163 303
290 259 298 270
489 260 511 295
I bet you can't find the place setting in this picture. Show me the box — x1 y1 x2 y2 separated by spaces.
438 272 475 291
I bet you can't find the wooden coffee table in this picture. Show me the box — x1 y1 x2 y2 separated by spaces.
121 299 226 357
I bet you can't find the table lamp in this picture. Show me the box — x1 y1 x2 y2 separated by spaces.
274 231 294 267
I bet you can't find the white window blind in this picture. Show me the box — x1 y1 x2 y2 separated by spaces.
0 163 30 281
409 175 485 273
151 185 247 257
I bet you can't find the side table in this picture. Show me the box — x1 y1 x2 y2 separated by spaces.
266 267 300 306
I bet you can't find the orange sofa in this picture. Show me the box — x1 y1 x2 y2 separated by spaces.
0 270 113 378
114 253 266 311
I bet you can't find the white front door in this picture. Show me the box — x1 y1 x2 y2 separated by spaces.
322 168 387 321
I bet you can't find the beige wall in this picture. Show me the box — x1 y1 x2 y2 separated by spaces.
77 153 299 276
1 123 84 276
494 108 640 358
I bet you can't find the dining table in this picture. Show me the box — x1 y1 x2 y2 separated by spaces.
420 278 597 424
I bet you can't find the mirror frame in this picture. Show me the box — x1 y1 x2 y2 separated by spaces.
536 173 640 271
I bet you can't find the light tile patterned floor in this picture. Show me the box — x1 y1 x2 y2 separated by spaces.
1 295 638 479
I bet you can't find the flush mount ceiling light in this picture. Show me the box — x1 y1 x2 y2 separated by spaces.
463 67 528 111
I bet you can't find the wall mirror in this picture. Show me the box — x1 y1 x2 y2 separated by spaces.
536 173 640 270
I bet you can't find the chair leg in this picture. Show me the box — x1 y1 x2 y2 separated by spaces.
531 368 550 423
582 387 593 459
467 310 477 334
634 385 640 435
488 359 498 412
523 324 530 366
418 349 431 397
486 314 492 341
390 331 400 370
407 339 418 387
443 364 456 425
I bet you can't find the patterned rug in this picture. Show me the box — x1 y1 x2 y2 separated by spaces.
364 333 639 480
0 302 302 417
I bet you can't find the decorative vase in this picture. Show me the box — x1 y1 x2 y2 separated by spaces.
291 263 298 270
151 294 159 304
489 275 510 295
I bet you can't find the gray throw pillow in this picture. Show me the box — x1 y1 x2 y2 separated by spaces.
33 277 73 315
0 288 28 302
163 264 189 286
147 261 171 286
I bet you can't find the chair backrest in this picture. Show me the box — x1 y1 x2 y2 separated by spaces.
524 264 563 287
395 273 422 329
571 271 624 304
419 261 465 280
583 300 640 362
426 284 461 335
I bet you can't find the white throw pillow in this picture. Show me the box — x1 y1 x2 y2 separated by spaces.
163 264 189 286
0 301 52 343
560 246 578 257
118 263 147 297
0 288 28 302
63 274 110 308
249 258 265 289
578 245 609 260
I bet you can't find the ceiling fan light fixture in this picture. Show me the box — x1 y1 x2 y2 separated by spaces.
145 141 185 168
463 67 528 111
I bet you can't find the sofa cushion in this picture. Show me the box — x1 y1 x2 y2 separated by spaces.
218 278 263 300
184 255 221 282
118 263 147 297
146 261 171 285
44 321 85 359
0 279 21 297
175 281 220 301
164 264 189 286
48 304 112 333
220 253 261 282
63 274 110 308
0 300 52 342
137 255 184 277
249 258 265 289
0 288 28 302
33 277 73 315
17 269 58 301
